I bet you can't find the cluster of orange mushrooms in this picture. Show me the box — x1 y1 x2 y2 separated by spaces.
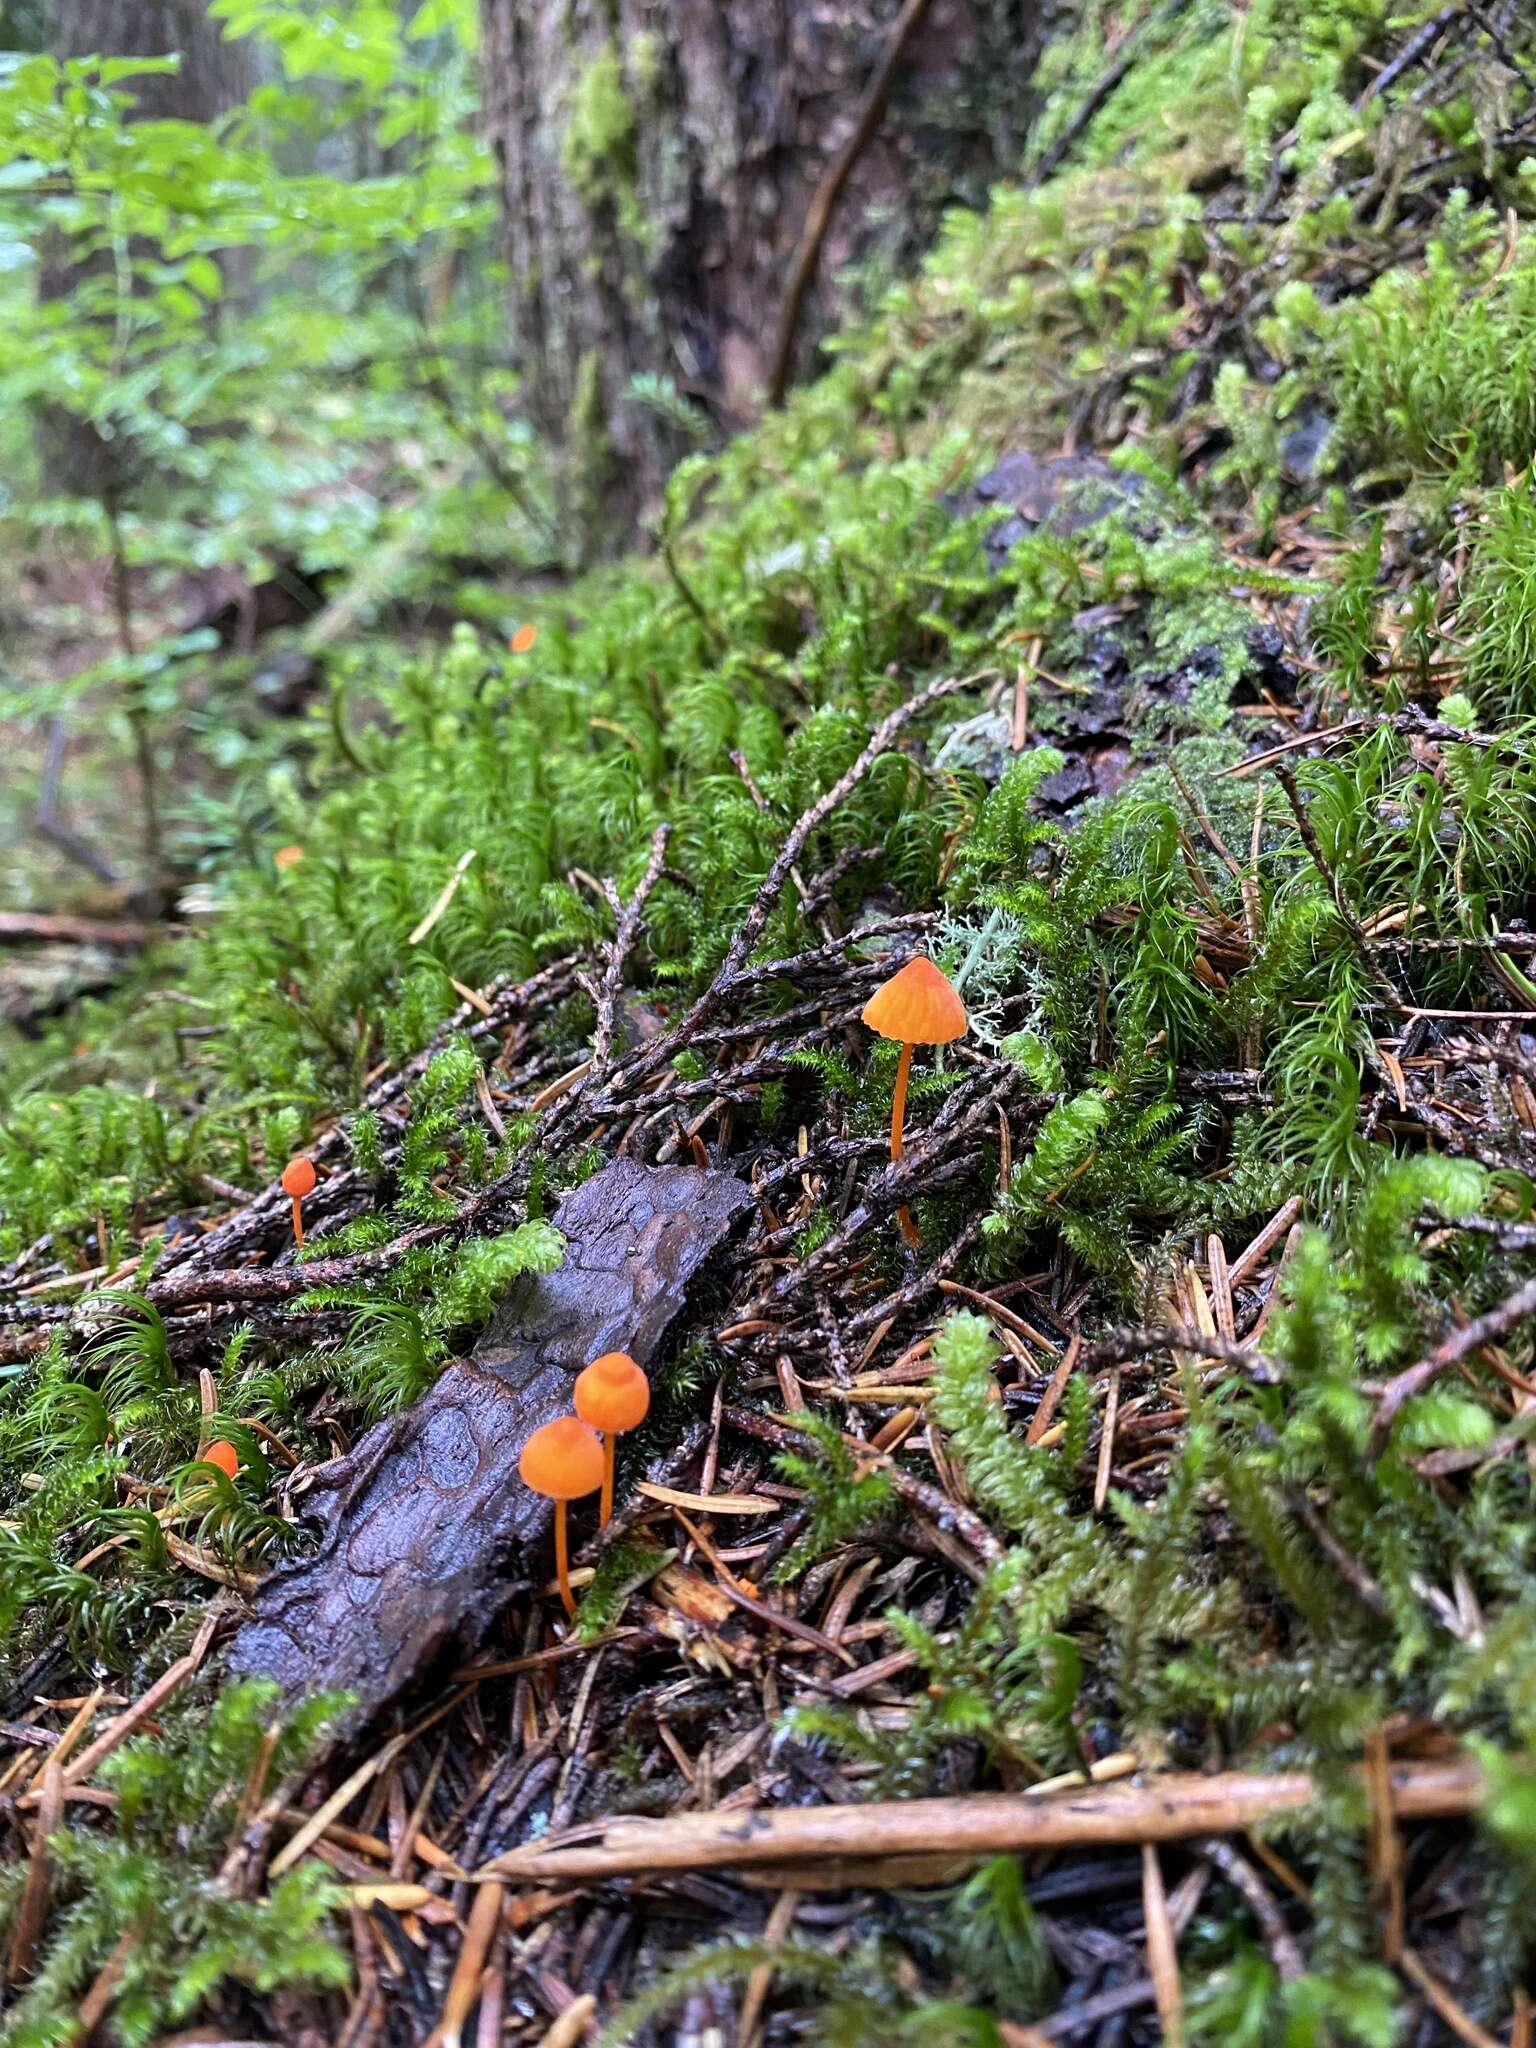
518 1352 651 1613
214 957 967 1605
510 953 968 1619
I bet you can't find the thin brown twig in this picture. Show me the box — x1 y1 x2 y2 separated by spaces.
1368 1274 1536 1456
766 0 938 406
591 823 670 1071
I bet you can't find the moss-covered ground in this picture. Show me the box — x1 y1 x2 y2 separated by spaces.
6 2 1536 2041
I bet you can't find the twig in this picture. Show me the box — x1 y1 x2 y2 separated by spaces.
1199 1838 1306 1980
591 824 670 1071
472 1755 1482 1881
1356 4 1462 106
722 1404 1004 1566
1026 0 1188 186
1141 1843 1186 2048
766 0 938 405
33 717 121 886
7 1759 62 1980
1081 1324 1281 1383
1368 1274 1536 1456
0 911 158 948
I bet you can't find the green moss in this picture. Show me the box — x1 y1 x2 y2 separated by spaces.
562 34 660 250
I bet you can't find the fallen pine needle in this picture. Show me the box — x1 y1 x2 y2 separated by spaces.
535 1994 597 2048
1142 1843 1186 2048
409 849 477 946
635 1481 776 1515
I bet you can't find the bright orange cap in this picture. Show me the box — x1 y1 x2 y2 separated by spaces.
519 1416 604 1501
281 1155 317 1198
510 623 537 655
274 843 304 870
861 956 968 1045
574 1351 650 1435
203 1439 239 1480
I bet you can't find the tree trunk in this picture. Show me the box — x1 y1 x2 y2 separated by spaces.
478 0 1047 550
37 0 252 499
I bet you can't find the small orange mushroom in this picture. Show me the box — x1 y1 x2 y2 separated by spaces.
861 955 968 1247
509 622 537 655
274 843 304 871
202 1438 239 1480
281 1155 317 1248
518 1415 604 1616
573 1351 650 1528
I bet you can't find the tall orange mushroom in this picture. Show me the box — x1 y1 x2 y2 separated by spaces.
573 1351 650 1528
519 1415 604 1616
861 955 968 1247
281 1155 316 1248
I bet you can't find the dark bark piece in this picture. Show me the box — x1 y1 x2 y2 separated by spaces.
227 1160 751 1726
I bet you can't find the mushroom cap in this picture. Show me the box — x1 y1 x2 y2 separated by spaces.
510 622 537 654
574 1351 650 1435
203 1439 239 1480
281 1155 317 1198
861 956 968 1045
519 1416 605 1501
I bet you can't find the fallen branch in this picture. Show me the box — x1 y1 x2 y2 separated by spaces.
0 911 161 949
1368 1274 1536 1457
766 0 937 405
473 1755 1482 1883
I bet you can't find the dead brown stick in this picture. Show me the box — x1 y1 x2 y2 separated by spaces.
1368 1274 1536 1457
0 911 161 948
765 0 937 406
590 823 670 1072
473 1755 1481 1883
7 1759 63 1980
54 1609 219 1793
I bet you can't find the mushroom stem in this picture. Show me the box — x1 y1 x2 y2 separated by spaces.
890 1039 920 1247
554 1502 574 1617
599 1435 615 1530
290 1195 304 1249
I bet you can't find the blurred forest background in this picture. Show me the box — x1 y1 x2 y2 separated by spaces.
0 0 1036 950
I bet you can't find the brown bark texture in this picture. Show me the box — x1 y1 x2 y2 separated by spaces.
478 0 1046 540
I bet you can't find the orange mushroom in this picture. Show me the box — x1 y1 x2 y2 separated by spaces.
281 1155 317 1248
509 622 537 655
573 1351 650 1528
861 955 968 1247
518 1416 604 1616
202 1438 239 1480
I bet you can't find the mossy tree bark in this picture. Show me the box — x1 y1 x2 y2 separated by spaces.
478 0 1046 549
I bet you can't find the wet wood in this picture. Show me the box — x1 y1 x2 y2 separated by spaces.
227 1160 751 1726
474 1755 1483 1882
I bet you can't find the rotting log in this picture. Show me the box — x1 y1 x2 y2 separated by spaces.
472 1755 1483 1883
